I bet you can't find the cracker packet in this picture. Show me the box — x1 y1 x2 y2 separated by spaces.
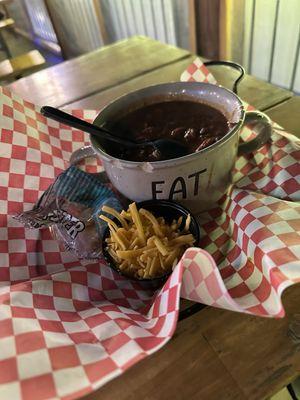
14 166 122 259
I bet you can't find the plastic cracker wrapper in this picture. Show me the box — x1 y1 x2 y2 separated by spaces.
14 165 122 259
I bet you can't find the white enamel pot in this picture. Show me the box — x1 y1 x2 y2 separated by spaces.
72 82 272 213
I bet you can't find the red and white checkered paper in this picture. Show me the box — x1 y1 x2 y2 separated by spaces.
0 57 299 399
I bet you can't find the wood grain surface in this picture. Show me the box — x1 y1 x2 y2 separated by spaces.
0 50 45 81
84 284 300 400
66 56 195 109
7 36 190 107
208 65 293 111
266 96 300 138
83 309 246 400
67 58 292 112
7 36 292 112
196 284 300 400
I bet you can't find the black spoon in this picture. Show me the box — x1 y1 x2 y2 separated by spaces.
40 106 189 160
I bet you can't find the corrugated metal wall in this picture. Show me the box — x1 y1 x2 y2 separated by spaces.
243 0 300 93
100 0 177 46
23 0 188 58
26 0 105 58
23 0 57 43
51 0 103 51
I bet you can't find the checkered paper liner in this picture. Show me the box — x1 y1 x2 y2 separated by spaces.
0 57 299 399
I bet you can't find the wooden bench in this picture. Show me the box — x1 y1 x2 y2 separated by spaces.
0 17 14 56
0 50 46 81
0 17 14 29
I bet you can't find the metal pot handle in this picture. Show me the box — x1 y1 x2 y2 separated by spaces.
238 111 272 155
70 145 97 165
203 61 271 153
203 60 245 94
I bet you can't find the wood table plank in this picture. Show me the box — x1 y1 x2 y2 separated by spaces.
83 310 245 400
208 66 293 111
6 36 292 112
6 36 190 107
266 96 300 138
66 58 292 112
189 284 300 400
84 287 300 400
66 56 195 109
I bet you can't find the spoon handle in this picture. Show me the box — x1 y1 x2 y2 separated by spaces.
40 106 135 146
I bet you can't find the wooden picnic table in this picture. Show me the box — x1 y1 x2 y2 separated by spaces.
7 36 300 400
